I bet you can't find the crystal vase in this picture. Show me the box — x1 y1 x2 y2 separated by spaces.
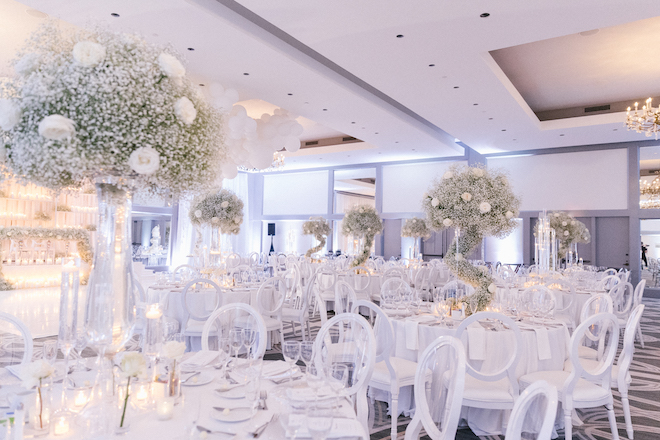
29 379 51 436
210 225 222 267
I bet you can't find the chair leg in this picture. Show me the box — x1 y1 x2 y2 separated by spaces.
637 324 645 349
403 414 423 440
607 403 620 440
391 394 399 439
621 392 634 439
564 408 573 440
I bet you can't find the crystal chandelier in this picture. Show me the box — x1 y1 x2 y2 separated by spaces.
238 151 285 173
640 175 660 208
626 98 660 138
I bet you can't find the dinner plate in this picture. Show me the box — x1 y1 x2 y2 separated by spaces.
211 407 253 423
181 372 214 387
214 385 245 399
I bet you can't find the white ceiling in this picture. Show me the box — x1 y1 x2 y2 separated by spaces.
5 0 660 170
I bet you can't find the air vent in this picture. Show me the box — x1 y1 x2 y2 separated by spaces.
300 136 363 150
342 136 357 142
584 104 610 113
305 141 318 146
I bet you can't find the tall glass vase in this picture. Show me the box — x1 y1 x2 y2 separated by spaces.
413 237 420 260
210 226 222 267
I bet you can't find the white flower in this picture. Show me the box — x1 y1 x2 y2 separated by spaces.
554 213 560 217
562 221 567 226
431 198 440 207
157 53 185 78
358 207 364 213
21 359 54 389
563 230 569 236
194 210 202 218
38 115 75 140
479 202 491 213
505 211 514 219
455 253 464 261
571 221 576 225
423 192 428 199
0 99 21 131
443 171 454 179
161 341 186 360
211 217 219 224
128 146 160 175
472 168 484 177
412 219 416 223
220 201 229 208
234 217 240 224
488 283 496 294
174 97 197 125
119 352 147 378
72 41 106 67
14 53 40 76
461 192 472 202
443 218 453 227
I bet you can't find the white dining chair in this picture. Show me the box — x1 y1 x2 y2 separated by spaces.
172 264 197 283
253 276 286 346
312 313 376 435
404 335 466 440
577 294 614 361
201 303 267 359
454 312 523 416
347 265 372 302
632 279 646 347
545 278 577 329
352 300 427 439
504 380 558 440
0 311 33 366
597 274 620 292
226 252 242 269
281 268 316 340
335 280 358 315
520 312 620 440
379 277 412 305
180 278 222 351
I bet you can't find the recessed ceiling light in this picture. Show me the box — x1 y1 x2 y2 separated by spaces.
375 132 379 135
304 102 309 104
429 64 435 67
480 12 490 18
488 118 493 120
453 86 459 89
560 134 565 136
579 29 599 37
513 139 517 141
501 129 506 131
26 8 47 18
473 103 478 106
412 149 416 151
395 141 399 144
187 48 195 51
199 84 205 86
396 34 404 38
110 13 120 17
322 109 327 111
243 72 249 76
613 128 618 131
347 155 351 157
378 152 382 154
351 122 356 124
287 93 293 96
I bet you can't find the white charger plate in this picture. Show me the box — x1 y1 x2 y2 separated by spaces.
214 385 245 399
181 372 214 387
211 407 253 423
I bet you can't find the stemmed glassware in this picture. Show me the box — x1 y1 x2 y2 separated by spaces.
299 341 314 372
282 341 301 384
73 331 88 372
242 328 257 362
306 406 334 440
229 328 243 364
43 340 57 365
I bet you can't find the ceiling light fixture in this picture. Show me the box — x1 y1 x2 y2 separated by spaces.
480 13 490 18
396 34 404 38
110 13 120 17
640 176 660 208
237 152 285 173
626 98 660 138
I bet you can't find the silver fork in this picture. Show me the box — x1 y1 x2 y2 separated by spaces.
259 390 268 410
251 414 276 438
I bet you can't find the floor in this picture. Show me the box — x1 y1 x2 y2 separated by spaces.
3 287 660 439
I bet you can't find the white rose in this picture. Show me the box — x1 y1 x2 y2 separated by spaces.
14 53 40 76
194 210 202 218
562 221 567 226
412 219 416 223
472 168 484 177
571 221 576 225
461 192 472 202
455 253 464 261
128 146 160 175
72 41 106 67
443 218 453 227
488 283 497 294
443 171 454 179
38 115 75 140
161 341 186 360
554 213 560 217
234 217 241 224
21 359 55 389
505 211 514 219
358 207 364 213
423 192 429 199
479 202 491 213
220 201 229 208
0 99 21 131
119 352 147 378
157 53 185 78
211 217 219 224
563 230 569 236
174 97 197 125
431 198 440 207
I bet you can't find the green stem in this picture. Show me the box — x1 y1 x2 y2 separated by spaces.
38 379 43 429
120 376 131 428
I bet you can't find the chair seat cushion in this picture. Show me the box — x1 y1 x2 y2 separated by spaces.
262 316 282 331
281 308 305 320
563 359 630 386
371 357 420 385
184 319 217 335
462 375 515 404
578 346 598 360
519 370 612 404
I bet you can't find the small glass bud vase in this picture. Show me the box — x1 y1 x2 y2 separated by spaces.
166 358 181 403
29 378 52 436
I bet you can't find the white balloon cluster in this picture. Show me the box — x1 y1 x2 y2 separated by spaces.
207 82 304 180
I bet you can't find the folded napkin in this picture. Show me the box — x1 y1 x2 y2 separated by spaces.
179 350 218 371
405 320 419 350
467 326 486 361
534 327 552 361
296 418 361 438
285 385 334 401
261 360 291 378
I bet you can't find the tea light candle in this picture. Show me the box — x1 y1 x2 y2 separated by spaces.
54 416 70 435
136 384 149 401
156 399 174 420
145 304 162 320
74 389 88 407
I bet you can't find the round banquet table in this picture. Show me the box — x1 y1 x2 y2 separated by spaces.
385 313 570 436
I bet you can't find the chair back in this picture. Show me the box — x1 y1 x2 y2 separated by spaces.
597 274 620 292
248 252 259 267
608 282 633 320
255 276 286 318
351 300 394 365
226 252 242 269
335 280 357 314
404 336 466 440
520 285 556 318
201 303 267 358
617 304 644 391
383 266 408 283
0 312 33 366
602 268 617 277
633 279 646 308
172 264 197 283
504 380 558 440
439 279 475 300
347 266 372 299
580 293 613 325
180 278 222 322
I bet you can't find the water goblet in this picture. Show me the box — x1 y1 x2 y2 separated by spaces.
306 406 334 440
242 328 257 362
43 340 57 365
73 331 88 372
229 328 243 362
282 341 301 384
279 405 305 439
299 341 314 371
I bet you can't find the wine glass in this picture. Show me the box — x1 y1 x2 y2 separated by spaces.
43 340 57 365
229 328 243 364
279 404 305 439
306 364 324 400
282 341 301 384
299 341 314 371
73 331 88 372
327 364 348 408
242 328 257 361
306 406 334 440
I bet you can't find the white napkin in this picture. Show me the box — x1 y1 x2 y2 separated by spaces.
261 361 291 378
534 327 552 361
405 320 419 350
467 326 486 360
5 364 26 381
179 350 218 371
285 385 333 401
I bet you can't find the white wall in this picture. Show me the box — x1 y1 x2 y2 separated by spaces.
382 161 465 213
263 171 329 216
488 149 628 211
485 218 523 264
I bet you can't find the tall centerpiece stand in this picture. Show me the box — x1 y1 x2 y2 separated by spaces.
302 216 331 259
342 205 382 267
401 217 432 261
545 211 591 269
424 165 520 312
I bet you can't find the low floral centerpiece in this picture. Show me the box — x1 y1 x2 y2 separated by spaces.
546 211 591 256
423 164 520 312
302 216 331 258
342 205 383 267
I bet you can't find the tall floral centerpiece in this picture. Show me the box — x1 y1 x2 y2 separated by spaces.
342 205 382 267
302 216 331 258
423 164 520 312
401 217 431 259
546 211 591 263
0 23 225 359
189 188 244 264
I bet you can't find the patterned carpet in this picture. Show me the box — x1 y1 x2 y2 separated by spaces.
8 298 660 439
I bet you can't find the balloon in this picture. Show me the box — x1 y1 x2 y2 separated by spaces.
224 88 239 104
261 124 277 138
290 122 304 137
228 116 244 133
209 82 225 98
284 135 301 152
260 113 271 123
253 152 274 170
221 161 238 179
232 105 247 118
270 115 285 125
214 97 233 112
244 117 257 133
278 123 291 137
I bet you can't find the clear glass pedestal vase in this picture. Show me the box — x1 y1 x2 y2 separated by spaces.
28 380 51 437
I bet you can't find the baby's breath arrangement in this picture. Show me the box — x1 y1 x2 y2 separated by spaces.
342 205 383 267
189 189 244 235
56 204 71 212
544 211 591 255
302 216 331 258
33 211 51 221
423 164 520 311
401 217 431 239
0 22 226 194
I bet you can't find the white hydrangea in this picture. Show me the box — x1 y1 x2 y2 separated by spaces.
174 96 197 125
38 115 75 140
157 53 185 78
128 146 160 175
0 100 22 131
14 53 40 76
461 192 472 202
72 41 106 67
479 202 491 213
